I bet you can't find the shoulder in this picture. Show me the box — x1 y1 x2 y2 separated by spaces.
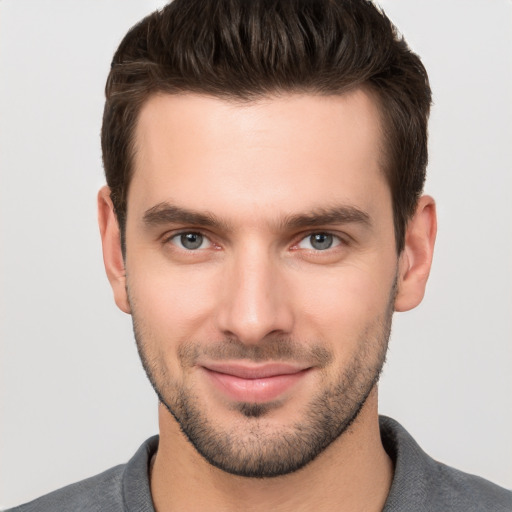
380 416 512 512
5 465 126 512
427 459 512 511
6 435 158 512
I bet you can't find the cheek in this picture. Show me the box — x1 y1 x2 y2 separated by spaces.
292 261 395 346
127 259 220 338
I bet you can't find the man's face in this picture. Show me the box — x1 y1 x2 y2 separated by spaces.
123 91 399 477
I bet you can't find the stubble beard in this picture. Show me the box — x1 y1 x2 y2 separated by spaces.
130 287 395 479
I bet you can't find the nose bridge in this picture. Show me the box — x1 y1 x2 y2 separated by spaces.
216 239 293 343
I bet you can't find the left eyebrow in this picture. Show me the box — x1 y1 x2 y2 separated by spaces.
281 205 372 230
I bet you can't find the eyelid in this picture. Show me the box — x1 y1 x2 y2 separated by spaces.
302 233 339 249
160 228 350 251
163 230 214 250
291 231 349 251
161 227 208 241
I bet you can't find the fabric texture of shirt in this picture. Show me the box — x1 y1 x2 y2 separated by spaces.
7 416 512 511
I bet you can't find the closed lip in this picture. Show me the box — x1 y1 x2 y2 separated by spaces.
200 362 311 379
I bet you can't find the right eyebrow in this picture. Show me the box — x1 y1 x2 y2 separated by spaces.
142 202 230 231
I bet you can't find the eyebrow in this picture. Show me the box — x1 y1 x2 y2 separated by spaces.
143 202 229 230
143 202 371 231
281 206 371 230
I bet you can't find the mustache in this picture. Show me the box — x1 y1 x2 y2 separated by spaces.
177 337 333 368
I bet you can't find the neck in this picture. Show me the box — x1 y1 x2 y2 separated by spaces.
150 388 393 512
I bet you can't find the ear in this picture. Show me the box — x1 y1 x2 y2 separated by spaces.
395 195 437 312
97 186 131 314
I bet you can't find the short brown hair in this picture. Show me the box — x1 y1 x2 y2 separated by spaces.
102 0 431 252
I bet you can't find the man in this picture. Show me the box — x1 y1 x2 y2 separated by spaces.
7 0 511 510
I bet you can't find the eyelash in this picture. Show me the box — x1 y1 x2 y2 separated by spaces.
164 231 215 251
163 230 347 252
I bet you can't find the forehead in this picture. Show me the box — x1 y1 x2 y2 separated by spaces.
129 91 389 224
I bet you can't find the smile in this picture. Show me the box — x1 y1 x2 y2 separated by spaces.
200 362 312 403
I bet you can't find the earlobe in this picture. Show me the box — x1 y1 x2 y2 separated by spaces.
394 195 437 312
97 186 131 314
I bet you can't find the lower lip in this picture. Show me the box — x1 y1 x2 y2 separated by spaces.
203 368 310 403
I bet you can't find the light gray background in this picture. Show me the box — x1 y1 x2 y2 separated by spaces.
1 0 511 508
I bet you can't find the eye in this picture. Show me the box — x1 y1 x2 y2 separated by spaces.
170 232 211 250
297 232 341 251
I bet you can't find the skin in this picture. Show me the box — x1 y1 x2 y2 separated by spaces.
98 90 436 511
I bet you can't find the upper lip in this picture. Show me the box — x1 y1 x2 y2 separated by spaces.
201 362 310 379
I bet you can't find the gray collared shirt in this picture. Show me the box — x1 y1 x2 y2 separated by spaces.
8 416 512 511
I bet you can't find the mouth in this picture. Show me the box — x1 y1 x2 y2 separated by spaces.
200 362 312 403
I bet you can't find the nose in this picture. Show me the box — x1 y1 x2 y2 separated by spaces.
215 244 294 344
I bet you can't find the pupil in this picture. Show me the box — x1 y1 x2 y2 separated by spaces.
311 233 332 250
181 233 203 249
